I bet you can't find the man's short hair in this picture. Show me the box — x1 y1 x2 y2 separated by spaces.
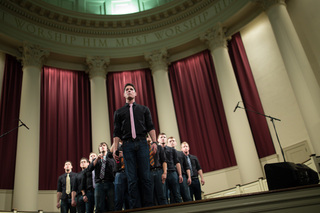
80 157 89 163
167 136 175 141
124 83 136 92
89 152 97 156
181 141 189 147
158 132 166 137
98 142 109 152
65 160 72 166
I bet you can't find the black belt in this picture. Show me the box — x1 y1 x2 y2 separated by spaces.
167 170 176 173
123 137 146 142
150 167 162 171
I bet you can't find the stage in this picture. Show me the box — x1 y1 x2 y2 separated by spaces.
117 184 320 213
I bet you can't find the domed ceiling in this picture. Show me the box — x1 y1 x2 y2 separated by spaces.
0 0 261 66
41 0 175 15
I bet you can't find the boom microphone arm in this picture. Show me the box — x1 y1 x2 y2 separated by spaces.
234 102 285 162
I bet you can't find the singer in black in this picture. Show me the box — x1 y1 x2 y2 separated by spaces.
57 161 76 213
112 141 130 210
167 137 192 202
113 83 158 209
71 158 89 213
181 141 205 201
161 135 183 204
93 142 115 212
85 152 97 213
148 135 168 206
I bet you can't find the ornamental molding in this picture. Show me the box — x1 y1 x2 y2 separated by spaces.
253 0 286 11
0 0 258 58
200 23 228 50
0 0 216 36
86 56 110 79
18 42 49 68
145 48 169 71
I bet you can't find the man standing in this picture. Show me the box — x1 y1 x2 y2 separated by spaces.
71 158 89 213
148 135 167 206
181 141 205 201
57 161 76 213
159 134 183 204
112 141 130 211
113 83 157 208
93 142 115 212
167 137 192 202
85 152 97 213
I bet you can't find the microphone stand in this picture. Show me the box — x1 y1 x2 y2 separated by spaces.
0 120 29 138
236 105 286 162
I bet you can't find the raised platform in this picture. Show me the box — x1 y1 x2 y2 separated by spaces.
117 184 320 213
1 185 319 213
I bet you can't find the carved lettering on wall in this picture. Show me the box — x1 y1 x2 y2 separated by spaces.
0 0 237 49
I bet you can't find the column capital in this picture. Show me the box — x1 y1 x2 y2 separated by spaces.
200 23 228 51
254 0 286 11
144 48 169 72
86 56 110 79
19 42 49 69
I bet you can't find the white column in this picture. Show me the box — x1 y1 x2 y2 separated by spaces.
0 52 5 99
261 0 320 154
201 24 263 183
86 56 111 152
145 49 181 147
13 43 49 211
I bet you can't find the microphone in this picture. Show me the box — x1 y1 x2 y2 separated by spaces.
115 150 120 163
107 151 113 158
233 101 240 112
19 119 30 130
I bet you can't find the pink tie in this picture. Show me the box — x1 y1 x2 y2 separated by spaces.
129 104 136 139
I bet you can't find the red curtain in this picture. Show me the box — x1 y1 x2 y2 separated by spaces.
39 67 92 190
107 69 159 140
228 32 275 158
168 50 236 172
0 55 23 189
